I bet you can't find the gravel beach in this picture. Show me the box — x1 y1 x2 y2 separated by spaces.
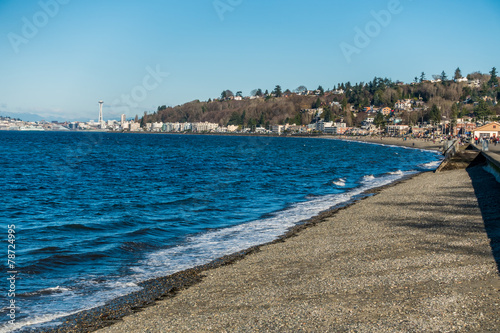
94 154 500 332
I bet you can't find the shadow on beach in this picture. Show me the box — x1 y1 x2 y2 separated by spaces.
370 163 500 275
466 164 500 273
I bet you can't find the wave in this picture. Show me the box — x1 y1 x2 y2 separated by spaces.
362 175 375 182
22 253 110 273
332 178 346 186
130 170 415 282
14 170 417 332
19 286 73 298
0 311 81 333
419 160 442 170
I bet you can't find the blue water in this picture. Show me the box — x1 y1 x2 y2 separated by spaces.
0 132 442 331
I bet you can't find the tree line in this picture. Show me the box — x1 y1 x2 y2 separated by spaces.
140 67 499 128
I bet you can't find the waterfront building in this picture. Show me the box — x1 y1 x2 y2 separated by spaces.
473 122 500 139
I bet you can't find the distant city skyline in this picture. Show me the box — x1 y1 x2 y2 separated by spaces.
1 0 499 121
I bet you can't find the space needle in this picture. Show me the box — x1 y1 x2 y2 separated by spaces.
98 100 104 128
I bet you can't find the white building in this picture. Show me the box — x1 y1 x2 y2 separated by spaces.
473 122 500 139
192 122 218 132
394 99 412 111
386 125 409 136
271 125 284 135
130 122 141 131
152 122 163 131
468 79 481 88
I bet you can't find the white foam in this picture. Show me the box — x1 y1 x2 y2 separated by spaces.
0 311 80 333
41 286 71 293
131 171 416 282
362 175 375 182
15 170 420 331
332 178 346 186
3 278 143 332
419 160 442 170
389 170 404 175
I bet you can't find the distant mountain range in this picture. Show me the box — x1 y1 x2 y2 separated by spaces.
0 111 122 123
0 111 69 122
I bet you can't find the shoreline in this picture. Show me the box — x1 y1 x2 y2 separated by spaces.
325 135 445 152
28 173 421 333
94 165 499 332
22 139 450 332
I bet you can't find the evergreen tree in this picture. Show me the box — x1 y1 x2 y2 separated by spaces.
273 85 282 97
420 72 426 83
488 67 498 88
227 112 241 125
317 85 324 96
429 104 442 124
258 112 265 127
474 100 493 119
374 112 385 127
454 67 462 80
323 106 332 122
241 110 246 126
247 118 256 130
293 112 302 125
440 71 448 82
341 97 348 111
313 97 322 109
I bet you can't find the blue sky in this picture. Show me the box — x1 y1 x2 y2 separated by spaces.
1 0 499 121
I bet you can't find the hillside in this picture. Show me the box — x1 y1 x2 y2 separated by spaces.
141 71 500 128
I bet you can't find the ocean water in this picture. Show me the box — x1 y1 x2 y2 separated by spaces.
0 132 442 331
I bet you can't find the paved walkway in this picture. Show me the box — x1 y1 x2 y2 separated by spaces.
472 142 500 154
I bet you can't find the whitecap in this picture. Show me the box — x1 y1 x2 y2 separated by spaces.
332 178 346 186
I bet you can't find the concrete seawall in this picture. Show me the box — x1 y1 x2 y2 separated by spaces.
482 151 500 183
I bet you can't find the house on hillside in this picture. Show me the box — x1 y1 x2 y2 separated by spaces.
394 99 412 111
468 79 481 88
379 107 391 116
473 122 500 139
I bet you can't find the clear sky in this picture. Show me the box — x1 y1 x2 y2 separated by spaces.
1 0 499 121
